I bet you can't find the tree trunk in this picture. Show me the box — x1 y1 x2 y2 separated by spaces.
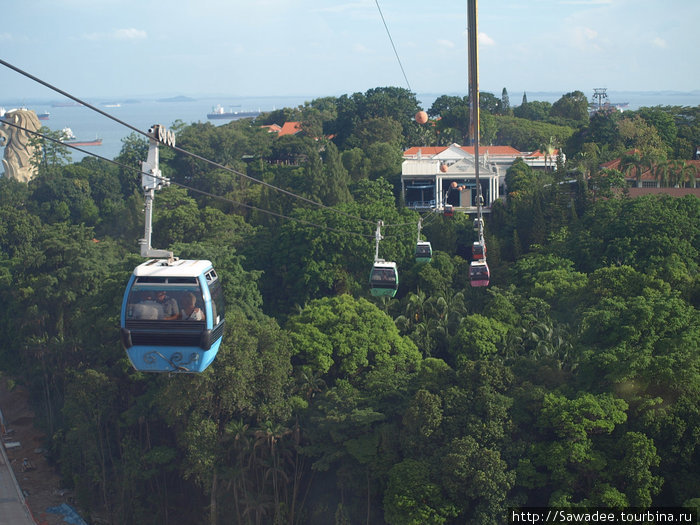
210 469 218 525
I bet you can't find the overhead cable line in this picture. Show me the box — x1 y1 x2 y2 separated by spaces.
2 119 379 238
0 58 378 227
1 59 427 236
374 0 412 92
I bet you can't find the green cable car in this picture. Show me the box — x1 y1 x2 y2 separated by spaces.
415 241 432 263
369 260 399 297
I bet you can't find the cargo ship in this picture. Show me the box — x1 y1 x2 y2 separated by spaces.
61 127 102 146
37 112 50 120
207 104 261 120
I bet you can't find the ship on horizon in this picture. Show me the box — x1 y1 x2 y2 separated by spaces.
207 104 261 120
61 127 102 146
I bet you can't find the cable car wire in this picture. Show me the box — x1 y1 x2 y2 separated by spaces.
374 0 412 92
1 60 433 242
0 58 378 227
2 119 378 239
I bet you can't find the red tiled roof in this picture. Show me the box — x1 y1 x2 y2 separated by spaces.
462 145 522 155
261 124 282 133
278 122 303 136
403 145 525 157
403 146 448 156
625 187 700 198
600 152 700 182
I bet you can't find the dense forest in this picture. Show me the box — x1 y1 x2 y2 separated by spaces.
0 86 698 524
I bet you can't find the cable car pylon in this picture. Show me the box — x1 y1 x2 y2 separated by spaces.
467 0 490 288
139 125 174 261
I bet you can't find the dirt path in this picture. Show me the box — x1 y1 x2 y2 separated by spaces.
0 374 70 525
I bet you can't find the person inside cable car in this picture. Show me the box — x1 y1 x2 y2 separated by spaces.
156 290 179 320
179 292 205 321
370 267 395 285
416 243 431 258
133 291 164 320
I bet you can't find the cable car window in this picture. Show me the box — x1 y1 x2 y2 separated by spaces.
371 268 396 285
125 284 205 322
207 278 225 325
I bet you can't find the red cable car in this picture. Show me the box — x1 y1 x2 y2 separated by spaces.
469 260 490 287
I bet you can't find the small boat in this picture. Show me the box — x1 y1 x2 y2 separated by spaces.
52 101 84 107
61 127 102 146
207 104 260 120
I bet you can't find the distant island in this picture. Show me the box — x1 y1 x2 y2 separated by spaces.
157 95 196 103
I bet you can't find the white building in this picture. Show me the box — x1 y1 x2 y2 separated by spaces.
401 144 564 212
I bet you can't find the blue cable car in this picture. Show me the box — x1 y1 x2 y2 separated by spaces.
415 241 433 263
369 260 399 297
469 260 490 287
120 259 225 373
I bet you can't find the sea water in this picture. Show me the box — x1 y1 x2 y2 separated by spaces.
1 90 699 171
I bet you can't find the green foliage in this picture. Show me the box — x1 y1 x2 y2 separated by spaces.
286 295 420 384
495 115 575 152
1 88 698 523
550 90 590 124
384 459 458 525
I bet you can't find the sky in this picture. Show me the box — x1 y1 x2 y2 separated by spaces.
2 0 699 102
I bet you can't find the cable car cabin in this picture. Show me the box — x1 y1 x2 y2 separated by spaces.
472 241 486 260
473 217 484 231
444 204 454 218
369 261 399 297
121 259 225 373
415 241 432 263
469 260 490 287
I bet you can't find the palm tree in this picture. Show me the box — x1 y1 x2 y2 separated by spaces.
681 161 698 188
665 159 685 187
620 150 643 187
538 136 557 171
653 160 668 187
640 154 660 187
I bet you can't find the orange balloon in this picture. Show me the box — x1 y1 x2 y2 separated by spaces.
440 163 448 172
415 110 428 124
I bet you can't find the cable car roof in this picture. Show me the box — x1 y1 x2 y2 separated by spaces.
133 259 214 278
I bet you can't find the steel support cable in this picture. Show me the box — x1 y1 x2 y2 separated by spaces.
0 58 377 226
1 60 434 238
2 120 376 238
375 0 412 92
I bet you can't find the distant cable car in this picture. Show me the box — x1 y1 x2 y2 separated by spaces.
415 218 432 263
469 260 490 287
120 259 225 373
473 217 484 231
369 260 399 297
472 241 485 260
415 241 433 263
444 204 454 218
369 220 398 297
